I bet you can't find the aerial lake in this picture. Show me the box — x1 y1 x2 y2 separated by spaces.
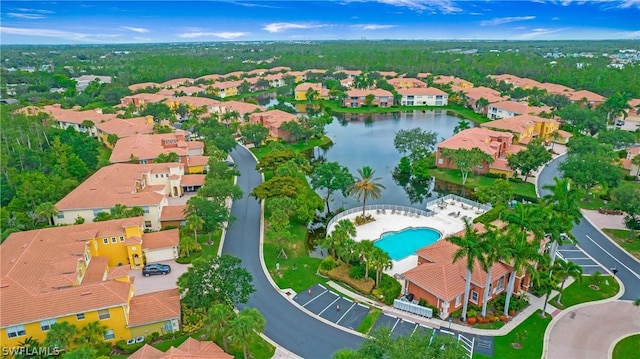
313 110 474 210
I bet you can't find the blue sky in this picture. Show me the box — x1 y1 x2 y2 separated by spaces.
1 1 639 44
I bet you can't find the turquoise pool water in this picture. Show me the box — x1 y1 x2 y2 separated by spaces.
375 228 441 260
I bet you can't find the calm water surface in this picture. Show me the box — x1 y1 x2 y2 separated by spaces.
315 110 473 210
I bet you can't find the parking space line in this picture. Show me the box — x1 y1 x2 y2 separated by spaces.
336 302 357 325
301 288 329 307
585 235 640 279
318 296 340 316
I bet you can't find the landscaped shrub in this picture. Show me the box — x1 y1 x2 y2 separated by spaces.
493 292 529 314
451 309 462 319
327 265 375 294
181 305 206 334
354 214 375 226
348 263 368 280
499 315 507 322
473 204 505 224
378 274 402 305
467 309 478 318
150 331 160 342
318 256 338 275
115 339 147 354
467 317 477 325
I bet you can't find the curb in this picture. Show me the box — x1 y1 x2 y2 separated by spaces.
535 152 567 198
579 210 640 266
217 175 238 257
608 332 639 359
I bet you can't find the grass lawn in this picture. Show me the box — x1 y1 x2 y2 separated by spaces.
603 228 640 260
473 321 506 330
612 334 640 359
551 275 620 309
431 168 537 199
357 308 382 334
251 136 333 160
473 310 552 359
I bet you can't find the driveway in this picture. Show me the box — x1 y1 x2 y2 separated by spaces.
131 259 190 295
545 300 640 359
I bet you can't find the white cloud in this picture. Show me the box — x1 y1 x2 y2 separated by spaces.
120 26 149 33
0 26 119 42
7 13 47 20
351 24 397 30
179 31 247 39
480 16 536 26
516 27 570 39
229 1 280 8
552 17 560 20
341 0 461 13
263 23 327 33
15 8 53 14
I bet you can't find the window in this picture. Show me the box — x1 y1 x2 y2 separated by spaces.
471 291 479 303
455 295 461 307
76 313 85 320
93 209 104 216
111 237 117 243
98 309 110 320
119 236 125 242
164 321 173 332
103 238 109 245
57 213 64 219
144 221 152 228
103 329 115 340
7 325 26 338
143 207 150 214
40 319 56 332
496 277 505 292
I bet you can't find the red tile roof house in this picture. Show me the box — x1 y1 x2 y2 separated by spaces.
487 101 551 120
463 87 506 114
1 217 181 346
195 74 223 83
54 163 204 231
109 132 205 171
208 80 243 98
212 100 265 119
157 86 206 97
435 128 524 177
536 82 575 95
335 69 362 79
263 73 286 88
622 146 640 180
432 75 474 89
160 78 194 88
397 87 449 106
294 82 330 100
249 109 300 141
95 116 155 148
128 82 161 92
488 74 542 89
128 337 232 359
342 88 394 108
627 99 640 121
120 93 171 108
387 77 428 89
566 89 606 108
18 104 118 137
340 78 354 89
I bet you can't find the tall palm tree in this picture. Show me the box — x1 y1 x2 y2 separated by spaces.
536 272 558 318
370 247 392 287
453 120 471 134
502 227 545 317
475 97 490 114
75 321 106 346
204 303 235 351
44 322 77 350
502 202 546 243
355 240 376 280
228 308 266 359
184 214 205 242
179 235 202 258
35 202 58 226
479 225 510 317
445 219 485 322
542 177 582 267
349 166 386 218
336 237 357 266
555 259 583 305
324 219 356 258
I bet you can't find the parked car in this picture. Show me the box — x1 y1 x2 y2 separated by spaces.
142 263 171 276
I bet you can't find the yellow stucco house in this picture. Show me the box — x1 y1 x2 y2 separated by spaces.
0 218 180 348
480 114 559 144
294 82 329 101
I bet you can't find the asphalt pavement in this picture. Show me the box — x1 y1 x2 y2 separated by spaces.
537 154 640 300
223 145 362 359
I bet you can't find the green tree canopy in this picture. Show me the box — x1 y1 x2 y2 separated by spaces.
393 128 438 162
310 161 354 214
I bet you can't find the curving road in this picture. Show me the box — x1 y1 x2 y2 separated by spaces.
223 145 362 358
537 155 640 300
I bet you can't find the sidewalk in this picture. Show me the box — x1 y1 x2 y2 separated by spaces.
325 279 568 337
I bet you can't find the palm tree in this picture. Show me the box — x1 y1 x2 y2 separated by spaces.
542 177 581 267
35 202 58 226
227 308 266 359
349 166 386 218
75 321 106 346
179 235 202 258
17 337 43 359
479 225 510 317
370 247 392 287
502 227 545 317
204 303 235 351
502 202 546 243
324 219 356 258
445 219 485 322
44 322 77 350
475 97 490 114
453 120 471 134
336 237 357 266
555 259 583 305
184 214 205 242
536 272 558 318
355 240 376 280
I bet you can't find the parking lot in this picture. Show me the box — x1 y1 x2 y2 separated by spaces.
131 259 190 295
556 243 607 275
294 284 494 356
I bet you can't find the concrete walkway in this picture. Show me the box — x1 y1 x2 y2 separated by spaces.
544 300 640 359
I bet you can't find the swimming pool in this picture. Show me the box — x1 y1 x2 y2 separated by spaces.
375 227 442 260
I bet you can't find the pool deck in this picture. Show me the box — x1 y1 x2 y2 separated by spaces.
328 200 486 275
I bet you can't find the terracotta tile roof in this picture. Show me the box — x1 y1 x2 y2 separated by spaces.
173 97 220 109
249 109 299 130
215 100 264 116
437 128 513 156
96 116 154 138
120 93 171 107
128 288 180 327
19 104 118 126
397 87 447 96
246 68 268 76
567 90 606 103
128 82 161 91
110 133 203 163
196 74 223 82
295 82 322 92
55 163 186 211
417 72 431 78
263 73 284 81
214 80 242 90
181 174 206 186
433 75 473 87
490 101 529 115
161 78 194 88
481 114 556 135
107 265 131 280
223 71 245 79
128 344 166 359
142 230 179 250
82 256 109 284
160 205 187 221
269 66 291 73
490 74 542 89
463 86 504 103
376 71 397 78
335 69 362 76
344 88 394 97
186 155 210 167
537 83 574 94
386 78 427 88
556 129 572 138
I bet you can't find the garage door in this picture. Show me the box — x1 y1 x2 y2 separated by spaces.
144 247 177 263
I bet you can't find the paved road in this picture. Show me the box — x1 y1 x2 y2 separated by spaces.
224 146 362 358
537 155 640 301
